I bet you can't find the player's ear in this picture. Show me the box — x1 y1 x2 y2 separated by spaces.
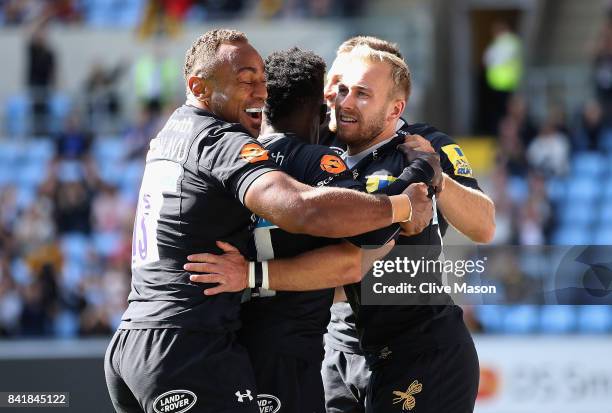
387 99 405 121
188 76 213 103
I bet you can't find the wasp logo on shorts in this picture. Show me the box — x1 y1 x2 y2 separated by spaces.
152 390 197 413
392 380 422 411
257 394 281 413
320 154 347 174
240 143 270 163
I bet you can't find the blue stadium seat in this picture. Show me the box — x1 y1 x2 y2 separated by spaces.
577 306 612 333
0 163 12 187
15 186 36 210
4 94 30 136
57 160 85 183
603 180 612 201
10 258 32 286
48 93 72 134
115 0 144 27
502 305 539 334
17 159 48 189
83 0 114 27
0 141 25 168
94 137 125 163
599 203 612 225
566 176 599 201
539 305 577 333
53 310 80 338
98 160 124 185
474 305 504 333
121 160 144 187
61 233 90 264
507 176 529 204
25 139 54 163
594 225 612 245
62 260 87 290
599 129 612 153
547 177 566 203
572 152 605 178
92 231 122 256
552 226 590 245
558 199 594 226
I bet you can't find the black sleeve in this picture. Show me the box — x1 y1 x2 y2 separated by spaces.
402 122 482 191
198 124 280 204
383 158 435 196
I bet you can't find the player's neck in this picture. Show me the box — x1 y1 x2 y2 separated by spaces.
186 96 211 113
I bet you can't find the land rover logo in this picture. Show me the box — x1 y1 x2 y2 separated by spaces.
153 390 197 413
257 394 281 413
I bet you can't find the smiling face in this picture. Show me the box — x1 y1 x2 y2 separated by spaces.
203 41 266 136
334 58 404 154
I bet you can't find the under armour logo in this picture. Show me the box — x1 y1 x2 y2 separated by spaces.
235 390 253 403
352 170 359 180
372 149 378 159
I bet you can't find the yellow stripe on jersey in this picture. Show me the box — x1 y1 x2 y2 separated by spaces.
365 175 398 193
441 144 473 177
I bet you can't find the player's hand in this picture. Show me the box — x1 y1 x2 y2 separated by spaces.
399 220 426 237
185 241 248 295
403 183 432 233
396 143 443 192
402 134 435 153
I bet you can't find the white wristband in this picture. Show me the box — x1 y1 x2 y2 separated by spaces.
248 261 255 288
261 261 270 290
404 194 413 223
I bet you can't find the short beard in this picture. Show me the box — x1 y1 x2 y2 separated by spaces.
337 106 387 151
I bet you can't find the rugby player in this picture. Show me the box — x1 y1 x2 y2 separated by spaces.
193 47 439 413
321 41 495 413
104 29 431 413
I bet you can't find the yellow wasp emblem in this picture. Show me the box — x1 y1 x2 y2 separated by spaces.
392 380 422 411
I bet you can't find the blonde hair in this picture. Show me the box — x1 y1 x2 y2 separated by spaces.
347 44 411 100
337 35 403 59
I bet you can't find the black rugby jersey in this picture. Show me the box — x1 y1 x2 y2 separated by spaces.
120 105 279 332
239 132 402 361
326 122 482 353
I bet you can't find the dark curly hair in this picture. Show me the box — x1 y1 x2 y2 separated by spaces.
264 47 326 126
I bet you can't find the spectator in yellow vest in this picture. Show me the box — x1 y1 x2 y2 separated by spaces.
483 21 523 134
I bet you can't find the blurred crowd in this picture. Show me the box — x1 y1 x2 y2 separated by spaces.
0 0 366 32
486 12 612 246
1 6 612 338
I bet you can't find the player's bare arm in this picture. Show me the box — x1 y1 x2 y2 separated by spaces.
244 171 429 238
186 239 395 295
437 175 495 242
404 133 495 243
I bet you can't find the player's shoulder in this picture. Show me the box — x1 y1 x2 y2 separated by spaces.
295 142 348 175
401 122 456 151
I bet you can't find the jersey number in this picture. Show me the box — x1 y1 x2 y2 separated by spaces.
131 160 182 268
